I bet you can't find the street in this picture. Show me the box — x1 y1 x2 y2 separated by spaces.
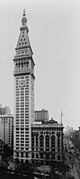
64 138 80 179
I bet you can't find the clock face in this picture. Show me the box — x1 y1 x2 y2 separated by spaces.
19 79 26 87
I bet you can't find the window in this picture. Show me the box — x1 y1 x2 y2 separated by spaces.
26 153 28 158
36 153 38 158
21 131 24 134
40 153 43 159
25 141 29 144
16 128 19 131
21 138 24 140
16 131 19 134
16 93 19 96
52 154 55 159
32 153 34 158
21 144 24 147
16 135 19 137
16 141 19 145
25 128 29 132
21 93 24 96
16 138 19 140
36 135 38 149
58 155 60 160
21 152 23 157
25 135 29 137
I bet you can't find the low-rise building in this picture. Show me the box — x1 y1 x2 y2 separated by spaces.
35 109 49 122
0 139 4 162
0 115 13 149
0 105 10 115
31 119 64 165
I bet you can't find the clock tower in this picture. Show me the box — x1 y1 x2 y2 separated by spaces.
13 10 35 163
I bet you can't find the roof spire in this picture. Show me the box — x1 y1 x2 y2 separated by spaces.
21 9 27 26
23 9 26 16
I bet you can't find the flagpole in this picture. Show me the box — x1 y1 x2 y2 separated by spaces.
61 110 63 124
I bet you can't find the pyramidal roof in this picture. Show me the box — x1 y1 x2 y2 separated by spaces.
15 9 33 55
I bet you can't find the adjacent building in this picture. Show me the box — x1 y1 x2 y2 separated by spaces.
0 105 10 115
35 109 49 122
69 128 80 152
13 10 35 162
31 119 63 165
0 115 13 149
0 140 5 162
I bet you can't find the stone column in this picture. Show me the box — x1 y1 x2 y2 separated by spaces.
49 134 51 151
43 153 46 165
44 134 45 151
55 132 58 161
38 133 40 162
23 152 26 163
38 133 40 151
13 151 16 161
60 132 63 161
34 135 36 159
19 152 21 162
60 132 62 152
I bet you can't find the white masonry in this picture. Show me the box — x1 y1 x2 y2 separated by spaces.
13 10 35 163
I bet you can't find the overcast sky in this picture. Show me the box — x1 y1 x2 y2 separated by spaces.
0 0 80 129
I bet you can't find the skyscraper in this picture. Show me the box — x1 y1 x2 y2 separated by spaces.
13 10 35 163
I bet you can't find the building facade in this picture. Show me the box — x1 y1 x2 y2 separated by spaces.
69 128 80 152
0 105 10 115
0 140 5 162
13 10 64 164
0 115 13 149
13 10 35 162
35 109 49 122
31 120 64 165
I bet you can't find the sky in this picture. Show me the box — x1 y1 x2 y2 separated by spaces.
0 0 80 129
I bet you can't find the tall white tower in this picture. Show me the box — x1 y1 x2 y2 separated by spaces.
13 10 35 163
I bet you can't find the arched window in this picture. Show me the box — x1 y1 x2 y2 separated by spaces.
18 63 20 71
36 135 38 151
57 133 60 148
40 135 44 151
16 63 17 71
21 63 23 70
45 135 49 151
27 61 29 69
23 61 26 70
51 135 55 151
32 134 34 151
16 63 19 71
